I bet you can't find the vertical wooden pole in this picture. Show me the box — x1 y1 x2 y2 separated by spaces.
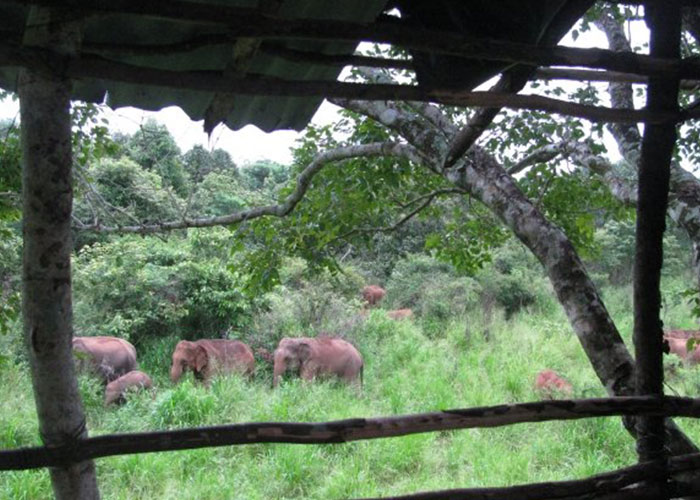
19 7 99 499
634 0 681 493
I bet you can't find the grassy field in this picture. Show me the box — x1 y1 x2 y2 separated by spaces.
2 281 700 499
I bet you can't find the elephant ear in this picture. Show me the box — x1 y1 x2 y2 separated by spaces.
297 342 312 361
194 345 208 372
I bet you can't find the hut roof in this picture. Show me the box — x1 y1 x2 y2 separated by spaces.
0 0 593 132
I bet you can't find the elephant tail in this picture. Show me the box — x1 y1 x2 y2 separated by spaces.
360 364 364 388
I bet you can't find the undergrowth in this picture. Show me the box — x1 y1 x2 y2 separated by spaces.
3 275 700 499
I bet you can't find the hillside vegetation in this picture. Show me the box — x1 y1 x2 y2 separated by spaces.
2 245 699 499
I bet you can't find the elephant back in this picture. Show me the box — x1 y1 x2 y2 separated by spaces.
72 335 138 383
197 339 255 375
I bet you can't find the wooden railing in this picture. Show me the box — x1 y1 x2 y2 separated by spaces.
3 395 700 498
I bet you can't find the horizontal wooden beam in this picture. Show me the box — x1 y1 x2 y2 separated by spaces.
357 453 700 500
8 0 700 79
2 43 697 125
2 396 700 471
534 67 700 90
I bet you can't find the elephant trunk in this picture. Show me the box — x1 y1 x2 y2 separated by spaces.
170 364 182 384
272 352 285 388
104 389 120 407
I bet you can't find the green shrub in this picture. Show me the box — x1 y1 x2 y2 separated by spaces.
73 230 257 346
385 254 478 326
587 219 692 286
475 241 550 320
248 258 365 352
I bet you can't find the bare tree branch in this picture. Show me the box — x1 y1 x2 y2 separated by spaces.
4 395 700 471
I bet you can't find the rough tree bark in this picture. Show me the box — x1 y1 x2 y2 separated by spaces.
19 7 99 499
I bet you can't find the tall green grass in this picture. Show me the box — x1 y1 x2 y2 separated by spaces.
2 280 699 499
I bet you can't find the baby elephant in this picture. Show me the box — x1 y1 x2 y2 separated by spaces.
104 370 153 406
273 336 363 387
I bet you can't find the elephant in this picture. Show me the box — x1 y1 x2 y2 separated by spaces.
170 339 255 384
664 335 700 364
387 308 413 321
104 370 153 406
272 336 363 387
665 329 699 340
534 369 573 399
72 336 138 384
362 285 386 308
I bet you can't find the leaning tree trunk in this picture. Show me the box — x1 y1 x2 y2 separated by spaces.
19 7 99 499
335 96 699 456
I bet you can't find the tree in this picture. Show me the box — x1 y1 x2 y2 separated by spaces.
124 118 188 196
19 9 99 498
182 144 237 183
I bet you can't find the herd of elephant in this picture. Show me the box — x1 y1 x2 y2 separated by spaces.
72 335 364 406
72 279 700 407
72 285 406 406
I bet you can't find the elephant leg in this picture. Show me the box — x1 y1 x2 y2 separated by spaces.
300 364 317 381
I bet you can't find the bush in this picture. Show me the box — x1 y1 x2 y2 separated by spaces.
474 241 550 320
385 254 478 331
587 219 692 286
248 258 365 352
73 230 257 346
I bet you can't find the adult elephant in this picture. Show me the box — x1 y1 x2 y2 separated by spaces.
72 336 138 384
362 285 386 307
170 339 255 384
273 336 363 387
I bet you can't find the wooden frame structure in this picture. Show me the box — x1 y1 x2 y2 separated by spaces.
0 0 698 498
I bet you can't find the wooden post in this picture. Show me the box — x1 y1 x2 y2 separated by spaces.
19 7 99 499
633 0 681 494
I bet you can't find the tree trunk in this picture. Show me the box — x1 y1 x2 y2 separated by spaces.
336 96 699 456
19 7 99 499
597 6 700 298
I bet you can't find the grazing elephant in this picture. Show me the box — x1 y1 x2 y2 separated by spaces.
665 329 698 340
387 308 414 321
362 285 386 308
72 336 137 384
170 339 255 384
273 336 363 387
104 370 153 406
534 369 573 399
664 335 700 364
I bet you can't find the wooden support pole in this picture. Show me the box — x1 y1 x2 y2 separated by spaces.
633 1 681 496
18 7 99 499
